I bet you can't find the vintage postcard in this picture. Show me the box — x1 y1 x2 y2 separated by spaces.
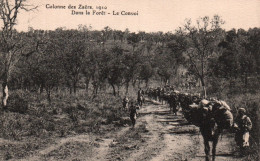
0 0 259 160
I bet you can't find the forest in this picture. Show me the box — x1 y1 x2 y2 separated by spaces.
2 16 260 100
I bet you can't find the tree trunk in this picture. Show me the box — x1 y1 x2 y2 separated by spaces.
2 81 9 109
73 81 77 94
132 79 136 88
111 84 116 96
46 88 51 103
40 83 44 94
145 79 149 88
85 77 90 92
125 82 129 95
69 87 72 94
200 79 207 98
202 85 207 98
95 86 98 95
92 81 99 97
200 55 206 98
117 85 120 96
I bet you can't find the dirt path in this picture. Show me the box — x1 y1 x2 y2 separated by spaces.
125 102 200 161
19 100 244 161
191 132 241 161
104 100 244 161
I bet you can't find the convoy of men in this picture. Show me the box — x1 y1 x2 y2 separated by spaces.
126 85 253 158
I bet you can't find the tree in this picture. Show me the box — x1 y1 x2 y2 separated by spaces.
0 0 38 108
165 34 188 84
178 15 225 98
216 28 260 87
106 46 125 96
56 30 87 94
138 31 146 42
139 62 153 87
38 50 63 103
122 51 141 94
112 30 124 42
127 32 141 51
101 26 112 46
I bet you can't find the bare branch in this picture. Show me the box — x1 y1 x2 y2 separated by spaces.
21 4 38 11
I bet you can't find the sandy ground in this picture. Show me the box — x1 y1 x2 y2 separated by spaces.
3 100 247 161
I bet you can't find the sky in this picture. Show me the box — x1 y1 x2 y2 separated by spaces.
14 0 260 33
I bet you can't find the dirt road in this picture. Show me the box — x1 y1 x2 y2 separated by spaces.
20 100 245 161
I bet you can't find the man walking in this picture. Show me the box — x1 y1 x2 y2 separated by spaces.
129 102 138 128
122 96 129 110
137 88 144 107
234 108 252 155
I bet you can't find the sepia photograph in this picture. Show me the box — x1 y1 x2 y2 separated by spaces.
0 0 259 160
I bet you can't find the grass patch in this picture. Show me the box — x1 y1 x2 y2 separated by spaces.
0 89 129 160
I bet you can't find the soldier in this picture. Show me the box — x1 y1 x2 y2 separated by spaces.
234 108 252 155
129 102 138 128
137 88 144 106
122 96 129 110
138 88 144 97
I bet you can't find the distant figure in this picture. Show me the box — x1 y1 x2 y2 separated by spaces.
129 102 138 128
234 108 252 155
122 96 129 110
137 88 144 107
